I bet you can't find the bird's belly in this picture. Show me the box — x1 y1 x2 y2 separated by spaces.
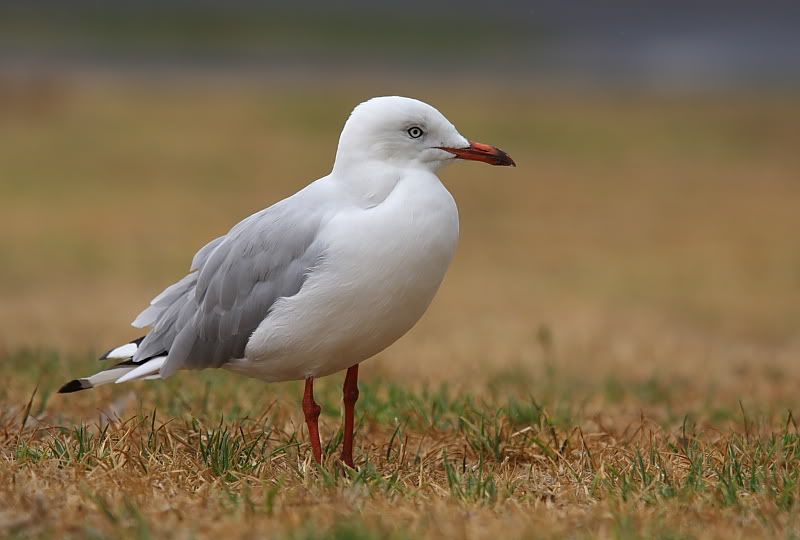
233 180 459 382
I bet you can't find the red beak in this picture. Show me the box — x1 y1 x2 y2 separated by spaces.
438 141 516 167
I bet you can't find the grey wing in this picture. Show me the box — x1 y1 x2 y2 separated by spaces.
132 198 326 377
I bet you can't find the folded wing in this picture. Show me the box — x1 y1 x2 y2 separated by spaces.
133 197 327 378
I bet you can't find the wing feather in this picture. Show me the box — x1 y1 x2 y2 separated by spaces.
132 189 330 377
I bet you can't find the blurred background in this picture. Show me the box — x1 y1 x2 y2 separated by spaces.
1 0 799 398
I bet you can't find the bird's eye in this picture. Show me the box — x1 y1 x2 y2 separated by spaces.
407 126 424 139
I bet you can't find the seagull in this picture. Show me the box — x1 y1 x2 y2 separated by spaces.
59 96 515 467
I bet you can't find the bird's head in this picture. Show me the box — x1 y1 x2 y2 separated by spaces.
334 96 515 173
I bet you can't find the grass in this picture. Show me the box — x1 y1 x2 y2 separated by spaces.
4 347 800 538
1 78 800 538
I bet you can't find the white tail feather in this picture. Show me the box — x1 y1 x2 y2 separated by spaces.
87 367 138 387
115 356 167 384
103 342 139 360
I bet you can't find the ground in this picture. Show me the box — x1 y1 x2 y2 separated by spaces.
1 79 800 539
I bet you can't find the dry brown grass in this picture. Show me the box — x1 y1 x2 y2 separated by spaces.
1 78 800 539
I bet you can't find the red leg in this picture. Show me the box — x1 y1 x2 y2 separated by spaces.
341 364 360 468
302 377 322 464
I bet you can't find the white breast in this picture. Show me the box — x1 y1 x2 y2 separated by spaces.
234 170 459 382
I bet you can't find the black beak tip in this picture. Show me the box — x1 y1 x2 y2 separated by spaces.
499 151 516 167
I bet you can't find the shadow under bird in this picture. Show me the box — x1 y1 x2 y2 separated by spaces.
59 96 515 468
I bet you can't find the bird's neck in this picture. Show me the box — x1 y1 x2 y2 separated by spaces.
330 160 406 208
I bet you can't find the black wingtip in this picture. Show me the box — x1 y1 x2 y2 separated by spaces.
58 379 92 393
